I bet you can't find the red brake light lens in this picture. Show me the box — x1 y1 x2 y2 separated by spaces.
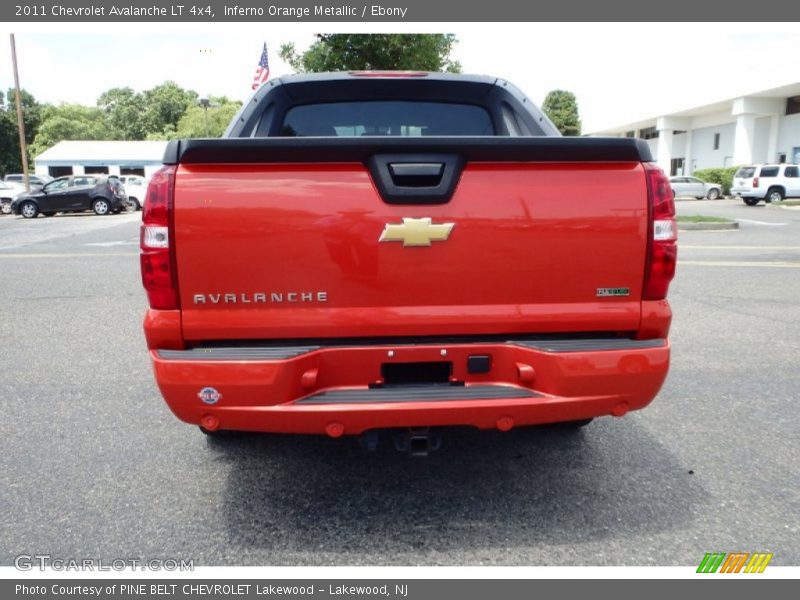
140 165 178 310
349 71 428 78
643 163 677 301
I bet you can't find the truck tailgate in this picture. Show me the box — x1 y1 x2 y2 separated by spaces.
174 160 647 341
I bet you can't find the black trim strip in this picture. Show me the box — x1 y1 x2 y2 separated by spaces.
296 385 539 405
510 338 666 352
164 137 652 165
157 346 319 361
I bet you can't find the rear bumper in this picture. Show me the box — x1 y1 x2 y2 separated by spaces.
149 338 670 435
731 189 762 198
110 196 128 209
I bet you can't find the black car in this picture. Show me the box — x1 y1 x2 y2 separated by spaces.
11 175 128 218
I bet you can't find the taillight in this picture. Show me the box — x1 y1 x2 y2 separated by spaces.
753 176 759 188
140 165 178 310
643 163 677 300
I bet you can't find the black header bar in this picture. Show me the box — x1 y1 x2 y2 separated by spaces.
5 0 800 22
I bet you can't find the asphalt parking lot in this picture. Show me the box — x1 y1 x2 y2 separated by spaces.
1 200 798 567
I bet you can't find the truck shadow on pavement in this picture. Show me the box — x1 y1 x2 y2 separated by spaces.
208 420 704 562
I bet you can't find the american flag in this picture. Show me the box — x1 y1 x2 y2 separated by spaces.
251 43 270 90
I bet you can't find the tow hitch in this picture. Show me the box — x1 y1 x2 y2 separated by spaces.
357 427 444 456
394 427 443 456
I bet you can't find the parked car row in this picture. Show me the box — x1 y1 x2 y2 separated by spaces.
669 164 800 206
1 173 149 217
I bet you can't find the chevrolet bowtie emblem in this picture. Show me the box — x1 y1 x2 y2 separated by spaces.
378 218 455 247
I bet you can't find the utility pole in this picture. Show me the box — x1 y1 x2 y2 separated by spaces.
10 34 31 192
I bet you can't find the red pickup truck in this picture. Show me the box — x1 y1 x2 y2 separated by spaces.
140 72 676 450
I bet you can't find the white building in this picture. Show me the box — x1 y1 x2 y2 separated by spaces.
34 140 169 179
592 82 800 175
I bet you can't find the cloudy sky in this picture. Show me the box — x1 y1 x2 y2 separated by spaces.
1 22 799 132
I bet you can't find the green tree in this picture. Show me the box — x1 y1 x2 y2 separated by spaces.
280 34 461 73
143 81 198 137
97 87 147 140
542 90 582 136
30 104 112 158
0 89 44 175
170 97 242 139
0 104 20 176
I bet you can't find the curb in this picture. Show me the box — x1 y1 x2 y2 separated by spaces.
678 221 739 231
674 197 729 202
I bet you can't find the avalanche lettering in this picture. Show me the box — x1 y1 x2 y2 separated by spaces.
109 5 169 16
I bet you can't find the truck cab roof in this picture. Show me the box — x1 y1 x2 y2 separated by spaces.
225 71 560 138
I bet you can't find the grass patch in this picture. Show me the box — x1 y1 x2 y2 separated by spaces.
676 215 734 223
781 200 800 206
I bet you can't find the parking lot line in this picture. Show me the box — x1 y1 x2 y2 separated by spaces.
679 260 800 268
734 218 788 226
0 252 138 258
680 245 800 250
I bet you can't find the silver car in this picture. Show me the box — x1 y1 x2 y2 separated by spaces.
669 176 722 200
0 180 25 214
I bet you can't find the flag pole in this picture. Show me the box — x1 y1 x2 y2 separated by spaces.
9 33 31 193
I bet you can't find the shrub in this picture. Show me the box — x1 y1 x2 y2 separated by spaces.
692 167 740 195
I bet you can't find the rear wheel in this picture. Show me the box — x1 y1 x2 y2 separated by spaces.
20 201 38 218
767 188 784 202
706 188 721 200
1 201 11 215
92 198 110 215
127 197 141 211
743 198 760 206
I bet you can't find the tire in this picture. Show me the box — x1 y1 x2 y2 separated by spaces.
743 198 760 206
92 198 111 215
127 197 141 211
1 201 11 215
706 188 720 200
19 200 38 218
767 188 784 203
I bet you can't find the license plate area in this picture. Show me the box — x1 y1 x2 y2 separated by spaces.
380 361 453 386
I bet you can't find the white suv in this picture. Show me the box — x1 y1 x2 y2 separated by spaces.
117 175 148 211
731 164 800 205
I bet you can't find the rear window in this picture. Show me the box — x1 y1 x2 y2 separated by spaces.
760 166 779 177
279 101 495 137
735 167 756 178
